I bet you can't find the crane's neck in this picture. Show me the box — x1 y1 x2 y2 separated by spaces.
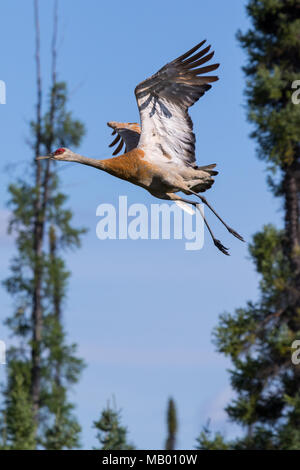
65 153 109 171
64 149 145 182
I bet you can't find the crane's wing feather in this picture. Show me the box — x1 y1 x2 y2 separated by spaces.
107 121 141 156
135 41 219 167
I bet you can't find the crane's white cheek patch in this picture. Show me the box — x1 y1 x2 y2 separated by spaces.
95 196 204 251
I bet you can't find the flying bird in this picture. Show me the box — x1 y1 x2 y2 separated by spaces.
38 40 244 254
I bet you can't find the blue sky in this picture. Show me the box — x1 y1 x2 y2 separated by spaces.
0 0 282 449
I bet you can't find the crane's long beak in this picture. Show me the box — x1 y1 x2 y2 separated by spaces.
36 155 51 160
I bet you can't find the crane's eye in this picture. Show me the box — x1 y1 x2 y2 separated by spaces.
54 148 65 155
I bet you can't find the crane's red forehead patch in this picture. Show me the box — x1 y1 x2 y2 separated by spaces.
54 148 65 155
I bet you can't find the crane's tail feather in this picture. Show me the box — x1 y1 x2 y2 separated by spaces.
195 163 218 176
187 163 218 193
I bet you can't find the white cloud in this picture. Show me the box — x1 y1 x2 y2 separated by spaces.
201 385 242 441
0 209 11 240
206 386 234 424
78 343 228 368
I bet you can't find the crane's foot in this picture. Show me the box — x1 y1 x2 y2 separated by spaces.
227 227 245 242
214 239 230 256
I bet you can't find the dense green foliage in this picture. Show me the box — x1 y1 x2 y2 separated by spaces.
197 0 300 450
93 403 135 450
0 82 86 449
165 397 178 450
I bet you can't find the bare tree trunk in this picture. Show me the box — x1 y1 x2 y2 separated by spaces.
31 0 59 428
31 0 43 423
49 226 62 387
283 162 300 293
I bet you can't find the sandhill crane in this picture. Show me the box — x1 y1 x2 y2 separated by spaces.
38 40 244 254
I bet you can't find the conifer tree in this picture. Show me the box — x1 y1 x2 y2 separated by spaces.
165 397 177 450
0 363 36 450
93 403 135 450
197 0 300 450
0 0 85 449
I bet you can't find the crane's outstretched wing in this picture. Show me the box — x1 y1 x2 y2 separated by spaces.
135 40 219 167
107 121 141 156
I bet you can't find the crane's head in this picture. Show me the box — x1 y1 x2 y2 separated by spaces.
51 147 69 160
36 147 74 161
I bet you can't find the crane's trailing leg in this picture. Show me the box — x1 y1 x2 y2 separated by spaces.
187 190 245 242
165 193 229 255
195 201 230 255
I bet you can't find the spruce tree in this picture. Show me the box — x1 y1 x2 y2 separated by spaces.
0 362 36 450
0 1 85 449
165 397 177 450
197 0 300 450
93 403 135 450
